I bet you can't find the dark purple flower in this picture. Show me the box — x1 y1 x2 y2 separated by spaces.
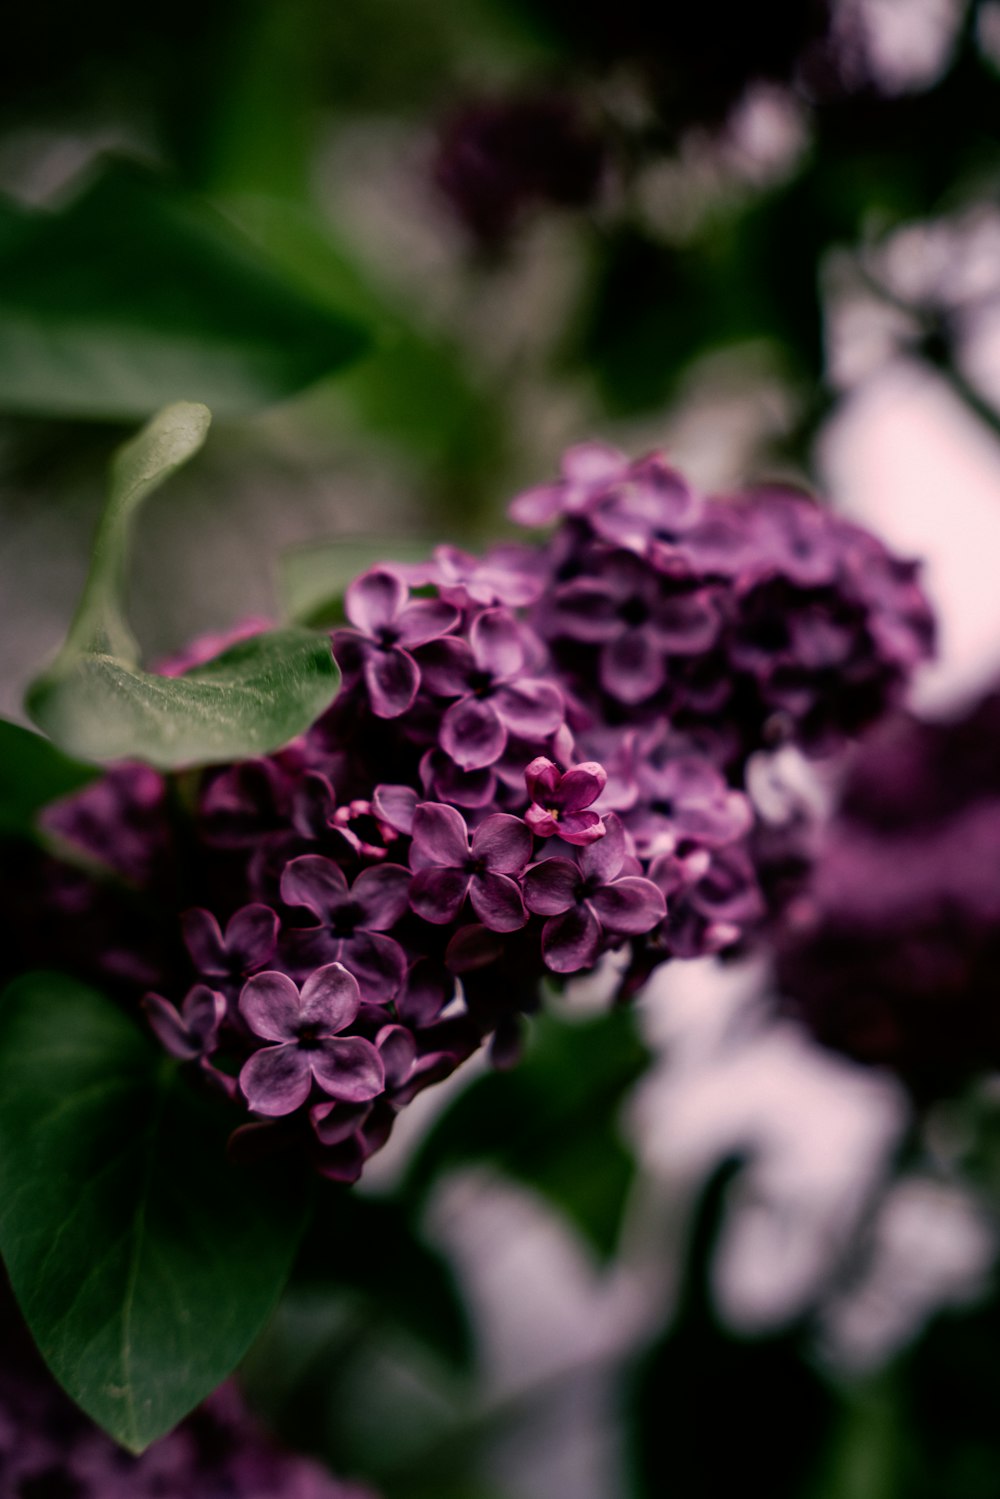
509 441 628 527
524 814 666 971
198 759 293 847
419 608 564 770
143 983 226 1060
524 755 607 844
332 567 459 718
42 763 170 886
409 802 531 931
625 743 752 857
239 963 385 1116
280 855 411 1001
423 542 547 609
182 902 278 986
587 453 702 565
544 551 720 705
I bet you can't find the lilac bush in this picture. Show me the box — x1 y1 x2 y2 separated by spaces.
36 444 934 1180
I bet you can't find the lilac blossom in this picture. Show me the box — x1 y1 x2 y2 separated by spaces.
143 983 226 1061
524 815 666 972
409 802 531 931
332 567 459 718
21 440 937 1183
543 550 720 705
524 755 607 844
508 441 628 526
239 963 385 1116
280 856 411 1000
418 608 564 769
182 902 278 988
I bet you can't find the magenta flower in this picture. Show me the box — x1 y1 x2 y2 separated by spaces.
508 441 628 526
419 608 564 769
524 814 666 972
409 802 531 930
143 983 226 1061
524 756 607 845
181 902 279 987
625 749 752 858
332 567 459 718
280 855 411 1001
239 963 385 1116
545 552 720 705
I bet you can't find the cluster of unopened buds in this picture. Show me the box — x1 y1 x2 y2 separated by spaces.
42 442 935 1180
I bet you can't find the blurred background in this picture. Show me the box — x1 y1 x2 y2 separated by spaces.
6 1 1000 1494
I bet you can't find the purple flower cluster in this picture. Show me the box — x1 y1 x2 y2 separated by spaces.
517 443 934 769
776 689 1000 1099
37 444 932 1179
0 1293 375 1499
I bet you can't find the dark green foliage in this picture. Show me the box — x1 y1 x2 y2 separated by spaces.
0 972 312 1452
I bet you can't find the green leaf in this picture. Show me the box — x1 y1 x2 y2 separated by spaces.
405 1007 651 1261
0 718 96 837
26 403 341 767
0 162 371 420
28 628 341 769
279 536 434 625
0 972 312 1453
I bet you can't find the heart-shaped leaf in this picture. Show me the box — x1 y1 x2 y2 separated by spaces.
26 403 341 767
0 163 372 420
0 972 312 1453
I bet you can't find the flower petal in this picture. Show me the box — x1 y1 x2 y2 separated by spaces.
311 1036 386 1102
181 983 227 1046
376 1023 417 1088
352 863 413 929
240 1043 312 1116
395 597 460 648
226 903 280 973
470 871 527 932
445 923 505 972
557 762 608 812
541 905 602 973
416 636 475 697
345 567 406 634
524 755 561 804
599 632 666 705
470 609 526 678
340 931 407 1003
523 858 580 916
411 801 470 869
299 961 362 1033
364 645 419 718
410 867 472 924
440 697 507 770
589 876 666 934
373 782 418 834
311 1098 373 1146
493 680 564 739
280 854 348 920
550 579 621 642
239 971 303 1042
143 993 201 1060
579 812 626 883
181 908 228 976
471 813 532 874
